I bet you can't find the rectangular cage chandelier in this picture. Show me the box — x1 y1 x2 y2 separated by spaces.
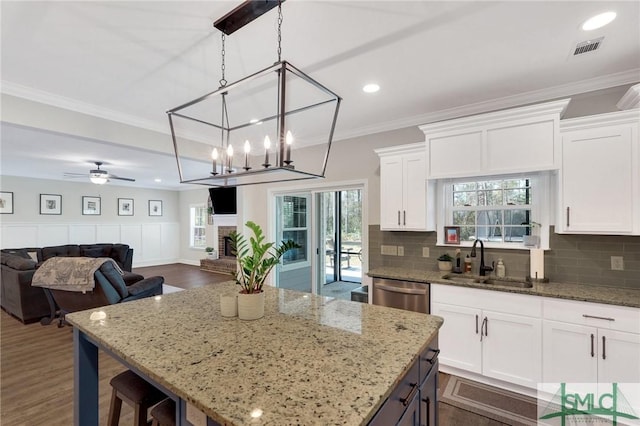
166 0 341 188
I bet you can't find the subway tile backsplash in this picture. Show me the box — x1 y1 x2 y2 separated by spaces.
368 225 640 289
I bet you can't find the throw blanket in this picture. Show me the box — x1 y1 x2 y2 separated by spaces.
32 257 123 293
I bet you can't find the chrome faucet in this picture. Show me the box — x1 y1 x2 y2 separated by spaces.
470 239 494 276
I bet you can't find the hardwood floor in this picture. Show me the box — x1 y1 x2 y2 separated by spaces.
1 264 510 425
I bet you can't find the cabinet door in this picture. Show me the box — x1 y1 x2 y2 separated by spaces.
561 125 634 233
380 155 404 230
397 389 420 426
402 153 427 230
598 329 640 385
419 361 438 426
482 311 542 388
431 303 482 373
542 320 598 383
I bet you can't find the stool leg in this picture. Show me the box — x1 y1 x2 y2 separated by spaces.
108 388 122 426
134 403 148 426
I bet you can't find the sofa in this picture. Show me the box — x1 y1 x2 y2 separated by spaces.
0 243 141 323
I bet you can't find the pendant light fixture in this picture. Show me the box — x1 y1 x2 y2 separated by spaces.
167 0 341 187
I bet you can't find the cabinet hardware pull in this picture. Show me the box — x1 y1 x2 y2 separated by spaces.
602 336 606 360
425 349 440 364
480 317 487 341
582 314 615 321
566 207 570 227
422 396 430 426
590 333 594 357
476 314 478 334
398 210 401 226
403 210 406 225
400 383 418 406
484 317 488 337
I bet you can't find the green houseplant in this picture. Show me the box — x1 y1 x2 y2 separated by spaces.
229 221 300 319
437 253 454 272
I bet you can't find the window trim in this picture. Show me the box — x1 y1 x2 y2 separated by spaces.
189 203 207 250
436 172 550 250
278 194 312 271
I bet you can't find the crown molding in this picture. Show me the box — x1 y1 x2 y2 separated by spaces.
333 69 640 142
617 83 640 110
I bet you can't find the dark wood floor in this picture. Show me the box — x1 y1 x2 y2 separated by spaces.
1 264 508 425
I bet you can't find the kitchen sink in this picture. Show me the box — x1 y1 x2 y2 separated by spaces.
440 274 532 288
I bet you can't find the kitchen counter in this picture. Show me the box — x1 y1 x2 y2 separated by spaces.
66 281 443 426
368 267 640 308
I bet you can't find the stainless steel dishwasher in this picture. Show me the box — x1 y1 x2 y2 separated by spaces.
372 278 430 314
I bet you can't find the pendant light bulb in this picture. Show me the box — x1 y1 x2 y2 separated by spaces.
227 144 233 157
264 135 271 149
211 148 219 160
244 140 251 153
286 130 293 145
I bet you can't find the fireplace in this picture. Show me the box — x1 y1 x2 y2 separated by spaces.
218 226 237 260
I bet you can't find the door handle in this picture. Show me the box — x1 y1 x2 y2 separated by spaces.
399 383 418 406
422 396 430 426
398 210 401 226
403 210 406 225
582 314 615 322
590 333 594 357
425 349 440 364
480 317 487 342
566 207 570 227
602 335 606 360
374 283 428 295
476 314 478 334
484 317 488 337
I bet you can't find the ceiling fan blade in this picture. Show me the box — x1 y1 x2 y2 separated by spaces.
109 175 136 182
64 173 88 178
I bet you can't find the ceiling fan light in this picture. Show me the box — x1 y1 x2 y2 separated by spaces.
90 173 108 184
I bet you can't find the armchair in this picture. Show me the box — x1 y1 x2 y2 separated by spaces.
45 261 164 318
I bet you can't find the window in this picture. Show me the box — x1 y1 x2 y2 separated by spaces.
439 174 549 248
190 204 207 249
279 195 309 265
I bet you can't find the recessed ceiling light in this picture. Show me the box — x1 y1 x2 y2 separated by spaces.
363 83 380 93
154 178 162 183
582 11 616 31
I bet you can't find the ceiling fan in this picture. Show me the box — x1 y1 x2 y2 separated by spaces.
64 162 135 185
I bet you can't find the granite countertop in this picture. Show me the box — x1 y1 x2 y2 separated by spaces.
368 267 640 308
66 282 443 426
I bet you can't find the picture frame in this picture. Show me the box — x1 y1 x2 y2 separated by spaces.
82 196 101 215
148 200 163 216
118 198 134 216
40 194 62 215
444 226 461 244
0 191 14 214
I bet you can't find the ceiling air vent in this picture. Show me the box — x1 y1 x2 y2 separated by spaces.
573 37 604 55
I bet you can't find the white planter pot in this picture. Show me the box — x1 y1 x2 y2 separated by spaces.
237 291 265 320
438 261 453 272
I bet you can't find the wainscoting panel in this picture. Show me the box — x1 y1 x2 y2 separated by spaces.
69 225 97 244
0 222 180 266
1 225 38 248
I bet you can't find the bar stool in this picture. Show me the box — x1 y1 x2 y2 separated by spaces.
151 398 176 426
108 370 166 426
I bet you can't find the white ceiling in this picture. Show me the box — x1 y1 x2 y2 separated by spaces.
1 1 639 189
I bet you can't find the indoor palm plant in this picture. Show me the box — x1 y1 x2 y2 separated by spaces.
229 221 300 319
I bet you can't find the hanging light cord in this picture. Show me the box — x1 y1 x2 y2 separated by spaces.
277 1 283 62
219 33 227 87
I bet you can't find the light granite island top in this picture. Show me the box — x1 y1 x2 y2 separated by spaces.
66 281 443 426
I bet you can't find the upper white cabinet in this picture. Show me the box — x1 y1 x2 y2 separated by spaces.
420 99 570 179
376 143 434 231
558 110 640 235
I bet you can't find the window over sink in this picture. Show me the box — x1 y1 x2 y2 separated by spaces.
437 173 550 249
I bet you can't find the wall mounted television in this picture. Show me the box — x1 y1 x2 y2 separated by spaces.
209 187 237 215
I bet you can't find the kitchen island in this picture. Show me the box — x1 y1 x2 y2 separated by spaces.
66 281 443 425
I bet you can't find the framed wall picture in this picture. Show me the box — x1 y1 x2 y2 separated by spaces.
444 226 461 244
148 200 163 216
118 198 134 216
40 194 62 215
0 191 14 214
82 196 101 215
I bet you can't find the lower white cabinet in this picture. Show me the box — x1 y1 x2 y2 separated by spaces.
431 285 542 389
542 299 640 385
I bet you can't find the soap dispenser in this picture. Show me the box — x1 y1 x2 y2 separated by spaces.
496 258 506 278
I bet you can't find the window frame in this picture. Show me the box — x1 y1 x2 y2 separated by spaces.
278 194 311 271
189 203 207 249
436 173 550 250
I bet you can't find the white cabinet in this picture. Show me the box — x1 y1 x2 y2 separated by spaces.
376 143 434 231
420 99 569 179
431 284 542 389
558 110 640 235
542 298 640 385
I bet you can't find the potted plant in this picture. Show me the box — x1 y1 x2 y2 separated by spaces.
437 253 454 272
229 221 300 320
205 246 216 258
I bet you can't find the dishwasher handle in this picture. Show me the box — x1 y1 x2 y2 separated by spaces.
374 283 428 295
